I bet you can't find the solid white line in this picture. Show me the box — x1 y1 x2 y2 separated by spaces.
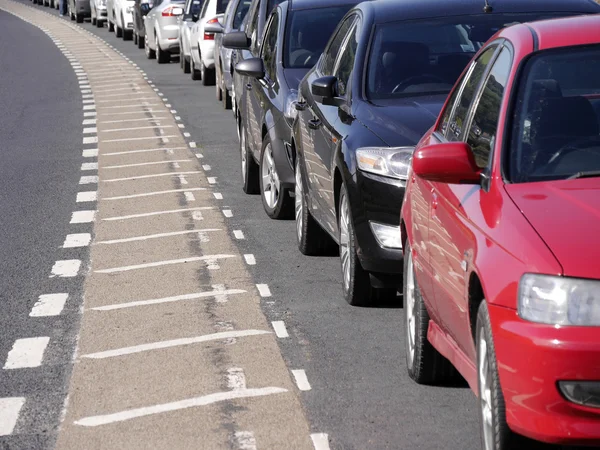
103 146 186 156
244 254 256 265
101 117 169 124
70 211 96 224
0 398 25 436
101 104 163 110
77 191 97 203
50 260 81 278
81 163 98 171
102 135 177 143
223 209 233 218
104 160 190 169
256 284 271 298
291 370 312 391
103 187 206 200
233 230 245 240
82 330 270 360
97 97 159 104
103 171 202 182
101 109 164 116
103 125 172 133
213 193 223 200
74 387 288 427
63 233 92 248
93 88 141 96
30 294 68 317
95 255 235 274
82 149 98 158
271 321 289 338
234 431 257 450
311 433 331 450
79 176 98 184
103 207 213 221
3 337 50 369
91 288 246 311
96 229 221 245
83 136 98 144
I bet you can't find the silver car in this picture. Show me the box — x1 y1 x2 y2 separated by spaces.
178 0 203 74
213 0 251 109
144 0 185 63
90 0 108 27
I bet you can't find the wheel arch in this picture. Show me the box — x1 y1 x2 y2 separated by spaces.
468 271 486 344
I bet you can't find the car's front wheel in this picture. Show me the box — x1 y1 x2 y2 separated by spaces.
145 34 156 59
239 122 259 194
190 57 201 80
156 35 169 63
76 13 83 22
108 19 114 31
115 20 122 37
137 32 145 48
260 137 293 219
200 58 215 86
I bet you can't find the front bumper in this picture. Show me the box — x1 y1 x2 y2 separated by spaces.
348 171 405 275
490 304 600 445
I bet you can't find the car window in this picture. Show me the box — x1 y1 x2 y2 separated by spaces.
216 0 229 14
283 5 354 69
266 0 281 18
185 0 201 16
232 0 251 29
199 0 209 18
261 11 279 81
509 46 600 182
466 46 511 168
334 22 359 97
321 15 356 76
446 46 496 142
438 63 475 137
246 0 260 49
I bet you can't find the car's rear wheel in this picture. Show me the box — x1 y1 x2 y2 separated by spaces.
97 18 104 28
137 32 145 48
183 56 191 74
92 16 97 25
222 87 232 110
76 13 83 23
122 18 132 40
295 158 335 256
108 19 114 31
156 35 169 63
404 242 456 384
200 58 215 86
240 122 259 194
260 137 293 219
115 21 122 37
145 34 155 59
190 57 201 80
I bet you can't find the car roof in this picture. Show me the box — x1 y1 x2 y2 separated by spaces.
288 0 363 12
523 14 600 50
363 0 600 24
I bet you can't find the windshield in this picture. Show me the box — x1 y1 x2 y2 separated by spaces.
217 0 229 13
508 46 600 182
367 13 574 101
284 5 354 69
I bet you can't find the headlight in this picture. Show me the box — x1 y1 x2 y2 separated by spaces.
283 89 298 123
356 147 414 181
518 274 600 326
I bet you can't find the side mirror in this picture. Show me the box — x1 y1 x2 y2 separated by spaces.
235 57 265 79
204 22 223 34
191 12 199 21
312 76 345 107
412 142 481 184
140 3 151 14
223 31 250 50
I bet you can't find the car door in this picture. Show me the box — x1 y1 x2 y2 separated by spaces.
429 44 511 359
190 0 210 62
301 15 357 226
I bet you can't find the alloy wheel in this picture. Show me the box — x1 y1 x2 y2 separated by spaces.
261 144 280 209
295 164 303 243
479 334 494 450
405 254 416 369
339 193 351 290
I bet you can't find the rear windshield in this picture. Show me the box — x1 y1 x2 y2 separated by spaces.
367 13 578 101
284 5 354 69
217 0 230 13
232 0 251 29
508 46 600 182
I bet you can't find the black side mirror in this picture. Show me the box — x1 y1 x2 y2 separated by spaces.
191 12 199 22
223 31 250 50
204 22 223 33
140 3 151 14
311 76 345 107
235 58 265 79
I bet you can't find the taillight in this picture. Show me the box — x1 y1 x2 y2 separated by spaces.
203 16 219 40
162 6 182 16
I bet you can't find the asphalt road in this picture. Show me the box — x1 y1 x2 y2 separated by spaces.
0 8 87 449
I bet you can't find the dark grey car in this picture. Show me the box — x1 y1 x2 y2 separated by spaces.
68 0 91 22
227 0 359 218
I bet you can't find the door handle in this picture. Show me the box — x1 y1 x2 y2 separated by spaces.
295 101 307 111
246 83 252 91
308 118 321 130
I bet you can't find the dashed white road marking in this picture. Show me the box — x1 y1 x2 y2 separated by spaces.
271 321 289 338
223 209 233 218
213 193 223 200
311 433 331 450
193 211 204 221
203 165 211 171
82 119 96 125
70 210 96 224
207 177 217 184
103 171 202 182
91 288 246 311
103 146 187 156
103 207 213 221
81 162 98 171
189 141 197 148
84 111 97 117
3 337 50 369
103 187 206 200
256 284 272 298
244 254 256 266
234 431 257 450
63 233 92 248
82 149 98 158
50 260 81 278
291 370 312 391
233 230 245 240
83 136 98 144
83 127 97 134
82 330 270 360
79 175 98 184
77 191 98 203
95 229 221 245
227 368 247 390
83 105 96 111
103 159 191 169
195 153 204 159
184 192 196 202
0 397 25 437
30 294 69 317
94 255 236 274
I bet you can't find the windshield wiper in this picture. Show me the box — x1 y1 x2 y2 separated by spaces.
567 170 600 180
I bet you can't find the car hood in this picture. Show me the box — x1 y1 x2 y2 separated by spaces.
505 179 600 279
358 94 446 147
283 68 310 91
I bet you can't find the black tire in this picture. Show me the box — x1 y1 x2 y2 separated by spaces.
76 13 83 22
404 242 456 384
92 16 97 25
260 136 293 219
190 57 201 80
183 56 191 74
122 21 132 40
216 83 223 102
115 23 123 37
476 302 523 450
137 33 145 48
201 62 215 86
295 157 336 256
222 88 232 110
239 122 260 194
108 20 114 31
133 31 138 44
96 19 104 28
145 34 156 59
156 35 170 64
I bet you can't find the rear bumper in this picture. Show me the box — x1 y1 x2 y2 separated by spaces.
200 40 215 68
75 0 90 13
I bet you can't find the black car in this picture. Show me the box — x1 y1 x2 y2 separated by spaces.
293 0 600 306
226 0 361 218
133 0 154 49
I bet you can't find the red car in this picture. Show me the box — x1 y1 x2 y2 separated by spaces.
400 14 600 449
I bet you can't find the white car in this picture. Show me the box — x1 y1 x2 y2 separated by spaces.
178 0 202 74
90 0 107 27
106 0 135 40
189 0 230 85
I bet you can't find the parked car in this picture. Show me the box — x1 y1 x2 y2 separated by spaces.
188 0 230 84
106 0 135 39
133 0 154 48
224 0 283 117
178 0 204 74
292 0 600 307
68 0 91 22
401 12 600 450
91 0 108 27
144 0 185 63
212 0 251 109
228 0 361 219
